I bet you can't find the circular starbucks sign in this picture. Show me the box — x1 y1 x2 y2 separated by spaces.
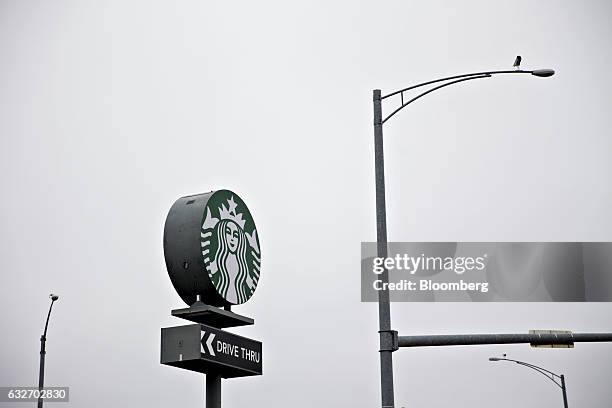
201 191 260 304
163 190 261 306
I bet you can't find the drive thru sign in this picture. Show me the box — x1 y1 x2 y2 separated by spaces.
161 324 262 378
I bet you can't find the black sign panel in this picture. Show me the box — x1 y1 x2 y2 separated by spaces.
200 324 262 374
161 324 262 378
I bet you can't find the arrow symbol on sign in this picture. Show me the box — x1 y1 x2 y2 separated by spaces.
201 332 216 356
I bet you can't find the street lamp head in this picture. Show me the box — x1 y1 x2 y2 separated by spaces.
489 357 501 361
50 294 59 301
531 69 555 77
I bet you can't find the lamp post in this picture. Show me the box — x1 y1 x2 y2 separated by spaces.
372 66 554 408
489 356 568 408
38 294 59 408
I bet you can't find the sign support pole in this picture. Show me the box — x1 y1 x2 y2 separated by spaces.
206 374 221 408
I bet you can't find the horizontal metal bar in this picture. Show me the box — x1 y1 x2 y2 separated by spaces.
398 333 612 348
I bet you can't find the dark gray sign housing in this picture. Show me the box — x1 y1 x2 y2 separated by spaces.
163 190 261 307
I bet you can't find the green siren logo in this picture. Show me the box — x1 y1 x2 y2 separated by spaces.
201 191 260 304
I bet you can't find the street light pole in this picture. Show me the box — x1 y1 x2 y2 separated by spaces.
372 66 554 408
489 356 568 408
560 374 568 408
373 89 395 408
38 294 59 408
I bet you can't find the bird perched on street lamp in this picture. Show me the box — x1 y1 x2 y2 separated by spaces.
513 56 522 70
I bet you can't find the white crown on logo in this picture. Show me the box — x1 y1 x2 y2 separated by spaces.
218 196 246 229
202 194 260 255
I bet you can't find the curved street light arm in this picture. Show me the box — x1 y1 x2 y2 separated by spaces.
495 358 563 389
514 361 563 389
382 74 491 124
42 300 56 339
381 69 535 100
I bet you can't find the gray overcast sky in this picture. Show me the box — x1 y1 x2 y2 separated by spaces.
1 0 612 407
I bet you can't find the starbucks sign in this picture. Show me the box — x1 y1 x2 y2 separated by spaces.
163 190 261 306
201 191 260 304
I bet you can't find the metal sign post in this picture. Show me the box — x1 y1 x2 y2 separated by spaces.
160 190 263 408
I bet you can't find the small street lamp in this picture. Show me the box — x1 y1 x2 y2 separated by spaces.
489 356 568 408
38 294 59 408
